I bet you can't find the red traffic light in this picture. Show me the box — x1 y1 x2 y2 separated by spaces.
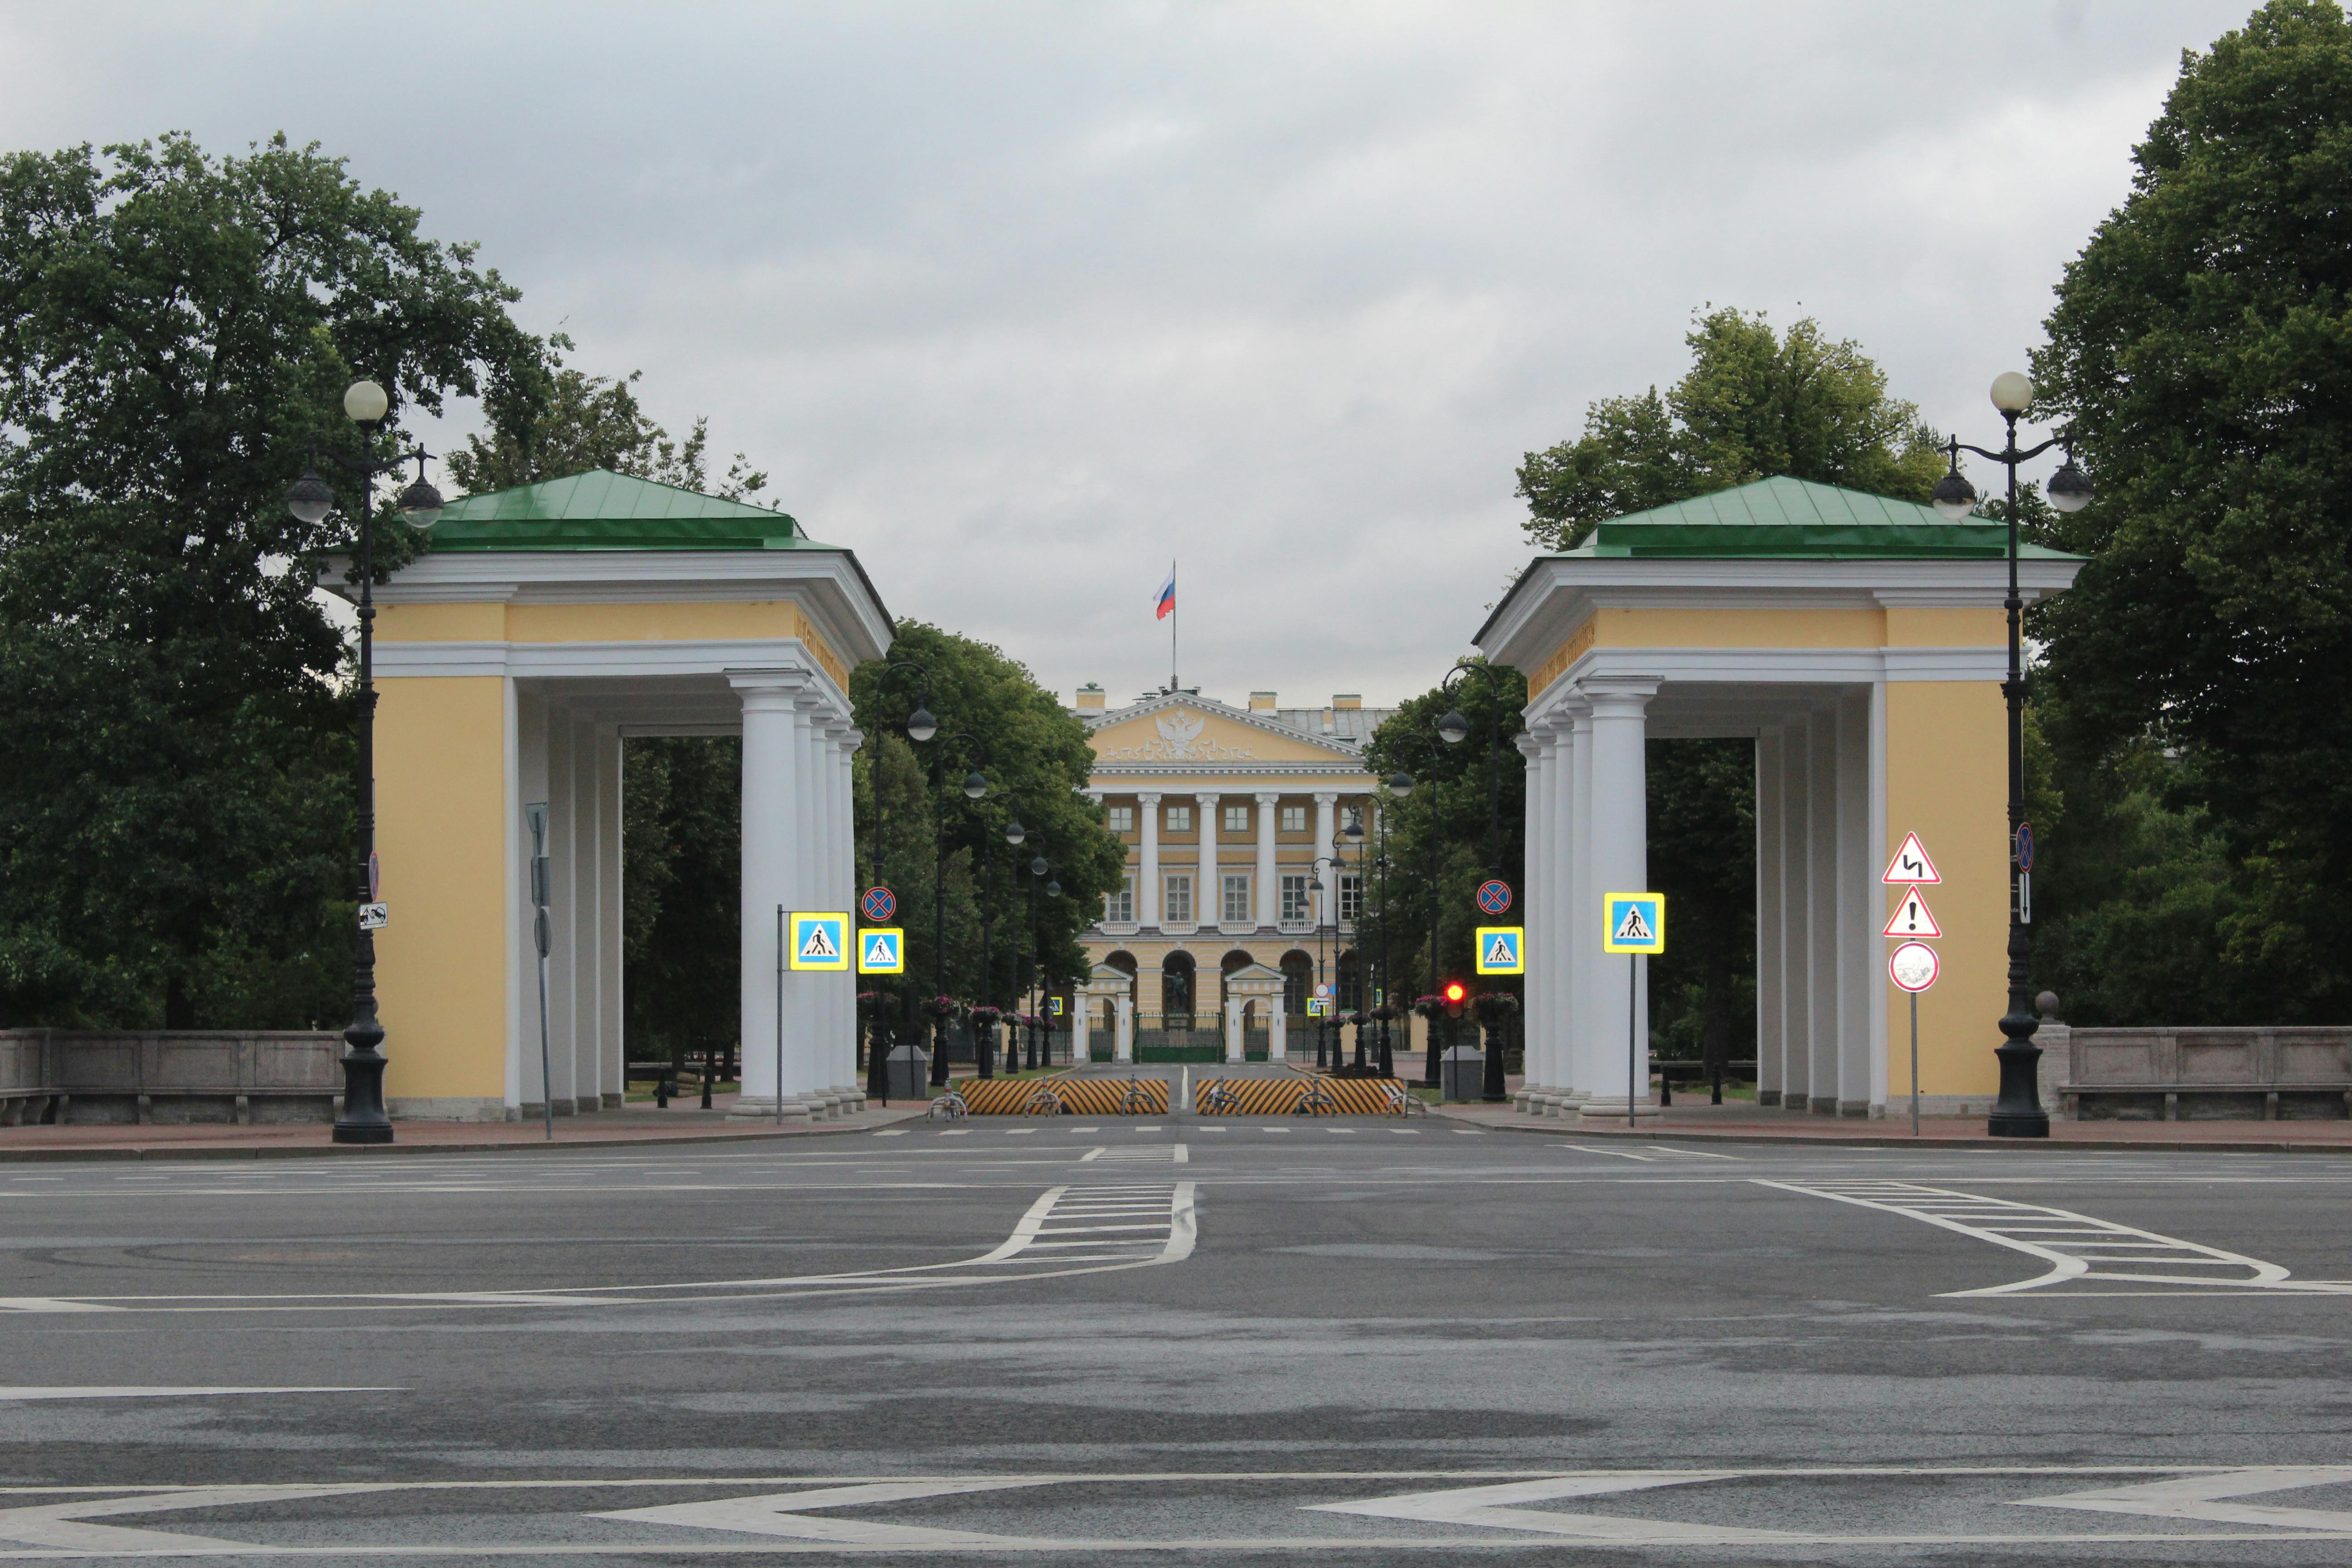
1443 981 1465 1002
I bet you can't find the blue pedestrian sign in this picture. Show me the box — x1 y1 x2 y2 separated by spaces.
1475 926 1525 975
1602 892 1667 955
789 911 851 971
856 927 904 974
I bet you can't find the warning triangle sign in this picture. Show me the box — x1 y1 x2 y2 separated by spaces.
1612 905 1655 944
1882 831 1940 886
799 923 841 960
1883 887 1942 939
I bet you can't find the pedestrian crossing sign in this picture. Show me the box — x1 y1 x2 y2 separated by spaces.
856 926 904 974
1602 892 1666 955
1475 926 1525 975
789 911 851 971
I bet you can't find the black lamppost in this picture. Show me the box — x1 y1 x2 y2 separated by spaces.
1017 854 1058 1070
915 730 990 1087
1308 861 1333 1068
866 661 936 1103
284 378 444 1146
1339 807 1366 1070
973 803 1028 1080
1438 661 1514 1102
1931 371 2094 1140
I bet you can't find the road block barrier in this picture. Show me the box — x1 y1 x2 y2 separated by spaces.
954 1075 1169 1115
1192 1077 1412 1115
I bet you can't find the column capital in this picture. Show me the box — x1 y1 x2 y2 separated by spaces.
1514 733 1543 759
1136 790 1162 804
724 666 812 694
1253 790 1281 805
1194 790 1220 807
1312 790 1339 805
1578 675 1661 715
836 728 864 753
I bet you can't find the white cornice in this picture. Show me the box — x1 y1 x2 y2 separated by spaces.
371 637 850 710
1088 691 1368 760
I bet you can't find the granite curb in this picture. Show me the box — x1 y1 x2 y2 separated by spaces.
1431 1104 2352 1155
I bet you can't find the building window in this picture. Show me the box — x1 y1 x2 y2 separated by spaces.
1221 873 1252 925
1339 873 1362 923
1165 804 1192 833
1280 874 1310 924
1163 874 1193 926
1280 804 1307 833
1223 804 1249 833
1103 875 1134 924
1106 804 1133 833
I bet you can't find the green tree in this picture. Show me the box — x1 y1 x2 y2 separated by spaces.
1646 740 1755 1077
1516 307 1948 549
2031 0 2352 1022
621 737 742 1066
446 366 770 503
0 133 548 1028
852 623 1125 1045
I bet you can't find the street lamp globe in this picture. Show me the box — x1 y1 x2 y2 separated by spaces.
1004 818 1026 846
1045 880 1061 898
285 469 333 525
2047 458 2095 514
1931 468 1978 521
962 770 988 800
343 380 390 423
906 705 937 742
1989 371 2034 414
1029 856 1048 877
1437 709 1470 745
396 475 444 530
1385 770 1413 799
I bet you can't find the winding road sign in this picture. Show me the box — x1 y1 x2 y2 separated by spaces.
1882 832 1940 886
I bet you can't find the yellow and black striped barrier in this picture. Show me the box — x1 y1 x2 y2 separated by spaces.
1193 1077 1411 1116
952 1075 1169 1115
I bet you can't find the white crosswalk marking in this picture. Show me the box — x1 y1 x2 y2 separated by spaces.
1758 1178 2352 1296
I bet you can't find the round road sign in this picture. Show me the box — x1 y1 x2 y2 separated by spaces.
1889 941 1940 993
2015 821 2035 872
860 886 897 923
1475 879 1513 916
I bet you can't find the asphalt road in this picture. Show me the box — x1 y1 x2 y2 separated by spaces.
2 1117 2351 1563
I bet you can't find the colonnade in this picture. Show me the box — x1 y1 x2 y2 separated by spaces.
1126 788 1345 930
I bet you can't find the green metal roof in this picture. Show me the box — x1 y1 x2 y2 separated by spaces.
1558 475 2083 560
425 469 828 551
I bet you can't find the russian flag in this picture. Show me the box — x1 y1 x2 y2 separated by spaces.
1154 566 1176 621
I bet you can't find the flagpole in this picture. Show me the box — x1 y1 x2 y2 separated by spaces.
1169 558 1178 693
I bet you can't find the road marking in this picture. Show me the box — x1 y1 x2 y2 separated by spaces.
0 1184 1196 1314
1390 1129 1422 1135
1086 1145 1190 1164
1647 1144 1743 1160
598 1479 1046 1547
1756 1178 2352 1295
0 1483 390 1553
939 1130 971 1137
1309 1473 1808 1543
872 1130 906 1137
1004 1129 1036 1136
0 1387 398 1401
2022 1467 2352 1531
1550 1145 1657 1161
1451 1129 1485 1136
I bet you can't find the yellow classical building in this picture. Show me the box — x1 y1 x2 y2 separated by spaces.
1070 688 1393 1060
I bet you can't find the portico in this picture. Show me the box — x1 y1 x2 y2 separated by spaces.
352 470 892 1122
1479 477 2084 1119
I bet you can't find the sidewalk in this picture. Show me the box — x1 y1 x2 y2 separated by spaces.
1436 1098 2352 1153
0 1100 927 1161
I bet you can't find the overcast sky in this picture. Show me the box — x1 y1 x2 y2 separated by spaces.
0 1 2255 708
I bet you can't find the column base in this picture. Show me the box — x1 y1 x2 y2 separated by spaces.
1545 1092 1592 1119
727 1097 815 1123
1578 1097 1664 1121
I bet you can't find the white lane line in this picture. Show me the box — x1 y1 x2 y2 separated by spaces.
1003 1129 1036 1136
0 1387 398 1401
0 1184 1196 1314
1549 1144 1656 1161
1452 1129 1485 1136
1756 1178 2352 1296
1647 1145 1743 1160
871 1131 907 1137
938 1130 971 1137
2022 1467 2352 1531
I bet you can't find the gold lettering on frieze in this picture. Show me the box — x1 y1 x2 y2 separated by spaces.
1528 617 1597 697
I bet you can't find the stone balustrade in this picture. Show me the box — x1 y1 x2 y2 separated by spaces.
0 1030 342 1126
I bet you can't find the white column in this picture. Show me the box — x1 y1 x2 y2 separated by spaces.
1579 678 1656 1120
1269 1007 1287 1062
1779 718 1813 1112
1312 793 1338 926
1565 703 1594 1104
1807 704 1838 1116
514 689 550 1120
544 707 578 1116
1755 726 1786 1108
730 672 811 1122
1225 996 1244 1062
597 723 624 1111
1515 730 1548 1103
1114 995 1135 1062
1836 690 1873 1116
1137 793 1161 929
568 713 600 1112
1254 793 1280 928
1073 992 1093 1063
1195 792 1220 926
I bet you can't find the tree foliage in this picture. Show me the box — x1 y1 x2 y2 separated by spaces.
446 366 770 503
2030 0 2352 1023
621 736 742 1064
1516 307 1948 549
851 623 1125 1035
0 133 548 1027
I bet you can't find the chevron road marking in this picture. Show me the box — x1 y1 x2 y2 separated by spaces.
596 1480 1050 1546
2021 1468 2352 1531
1305 1473 1810 1542
0 1182 1195 1315
1754 1177 2352 1296
0 1484 390 1552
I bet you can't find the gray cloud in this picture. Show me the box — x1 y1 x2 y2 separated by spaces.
0 0 2249 704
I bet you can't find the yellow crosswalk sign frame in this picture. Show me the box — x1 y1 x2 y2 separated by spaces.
856 926 903 974
1475 926 1525 975
1602 892 1666 955
789 911 850 971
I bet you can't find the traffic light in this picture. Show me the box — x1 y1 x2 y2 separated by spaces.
1443 980 1466 1019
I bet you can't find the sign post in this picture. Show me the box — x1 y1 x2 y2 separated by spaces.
1603 893 1667 1127
1883 833 1942 1137
525 802 554 1142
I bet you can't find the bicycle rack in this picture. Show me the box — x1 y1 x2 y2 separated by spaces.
1023 1086 1066 1116
927 1092 969 1121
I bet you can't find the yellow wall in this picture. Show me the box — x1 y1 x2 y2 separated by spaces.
1884 681 2010 1097
1882 607 2006 647
1598 606 1886 649
373 676 510 1103
377 599 849 689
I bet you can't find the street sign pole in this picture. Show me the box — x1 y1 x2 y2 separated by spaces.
775 905 786 1128
1626 953 1637 1130
1911 990 1920 1138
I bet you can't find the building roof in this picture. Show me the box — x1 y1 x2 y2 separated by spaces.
1558 475 2086 560
425 469 828 552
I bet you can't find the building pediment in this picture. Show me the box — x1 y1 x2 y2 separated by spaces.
1088 695 1362 765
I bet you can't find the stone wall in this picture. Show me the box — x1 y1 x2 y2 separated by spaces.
0 1030 342 1126
2048 1021 2352 1121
